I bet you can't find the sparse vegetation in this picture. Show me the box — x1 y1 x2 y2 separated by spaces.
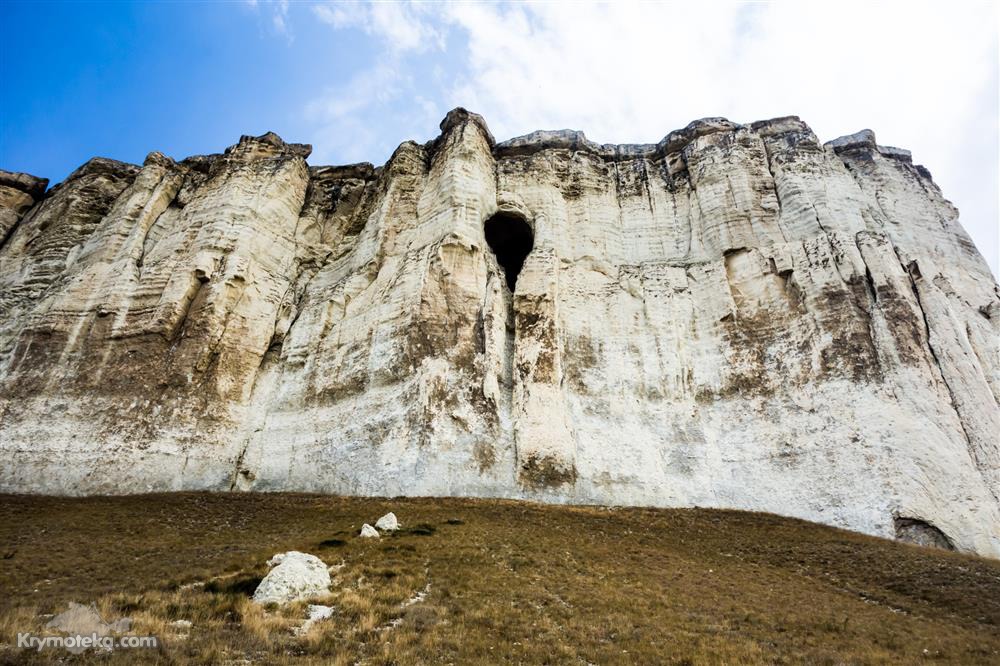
0 493 998 664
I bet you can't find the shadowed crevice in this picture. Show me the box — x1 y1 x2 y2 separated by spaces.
484 213 533 291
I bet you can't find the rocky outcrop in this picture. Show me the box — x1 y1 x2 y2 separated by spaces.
0 169 48 245
1 109 997 557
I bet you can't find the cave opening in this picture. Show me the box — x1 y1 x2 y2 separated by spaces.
484 213 533 291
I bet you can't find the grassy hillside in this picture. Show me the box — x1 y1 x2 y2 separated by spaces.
1 493 998 664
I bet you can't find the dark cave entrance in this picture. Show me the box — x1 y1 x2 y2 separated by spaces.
484 213 533 291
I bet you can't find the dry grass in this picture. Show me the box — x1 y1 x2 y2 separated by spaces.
0 493 998 664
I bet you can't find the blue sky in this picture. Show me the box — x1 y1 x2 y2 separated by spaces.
1 1 997 273
1 2 381 173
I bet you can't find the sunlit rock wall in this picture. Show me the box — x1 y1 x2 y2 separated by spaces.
1 109 997 556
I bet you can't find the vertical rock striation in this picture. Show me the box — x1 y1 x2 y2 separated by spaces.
1 110 997 556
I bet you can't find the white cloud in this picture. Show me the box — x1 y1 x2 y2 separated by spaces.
313 1 444 53
304 2 448 163
302 2 998 271
305 63 400 163
304 61 442 164
246 0 293 41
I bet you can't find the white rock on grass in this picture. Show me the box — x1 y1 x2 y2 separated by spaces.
375 512 399 532
360 524 379 538
252 551 331 605
295 604 334 636
46 602 110 637
45 602 132 654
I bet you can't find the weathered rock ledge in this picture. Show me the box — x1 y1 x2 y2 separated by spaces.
1 109 997 557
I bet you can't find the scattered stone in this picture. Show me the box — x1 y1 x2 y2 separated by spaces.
379 583 432 632
375 512 399 532
45 603 110 637
44 603 133 654
169 619 193 630
252 551 331 605
295 604 334 635
360 524 380 538
107 617 132 633
403 583 430 607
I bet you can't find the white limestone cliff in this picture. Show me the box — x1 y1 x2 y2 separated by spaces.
1 110 997 556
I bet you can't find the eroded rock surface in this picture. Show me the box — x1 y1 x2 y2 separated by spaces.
1 110 998 556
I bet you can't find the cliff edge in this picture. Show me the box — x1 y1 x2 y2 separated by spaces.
1 109 997 556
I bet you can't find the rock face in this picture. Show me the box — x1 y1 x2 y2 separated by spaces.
0 169 49 244
1 110 997 556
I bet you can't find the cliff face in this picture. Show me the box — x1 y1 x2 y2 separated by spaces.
1 110 997 555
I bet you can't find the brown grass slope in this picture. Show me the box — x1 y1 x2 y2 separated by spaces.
0 493 998 664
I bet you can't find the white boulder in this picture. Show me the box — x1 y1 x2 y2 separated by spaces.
375 512 399 532
252 551 330 605
360 523 379 538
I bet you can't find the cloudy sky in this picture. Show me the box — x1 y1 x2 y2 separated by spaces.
2 1 997 273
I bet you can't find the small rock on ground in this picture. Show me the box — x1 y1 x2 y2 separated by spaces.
295 604 334 635
44 603 133 654
375 512 399 531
